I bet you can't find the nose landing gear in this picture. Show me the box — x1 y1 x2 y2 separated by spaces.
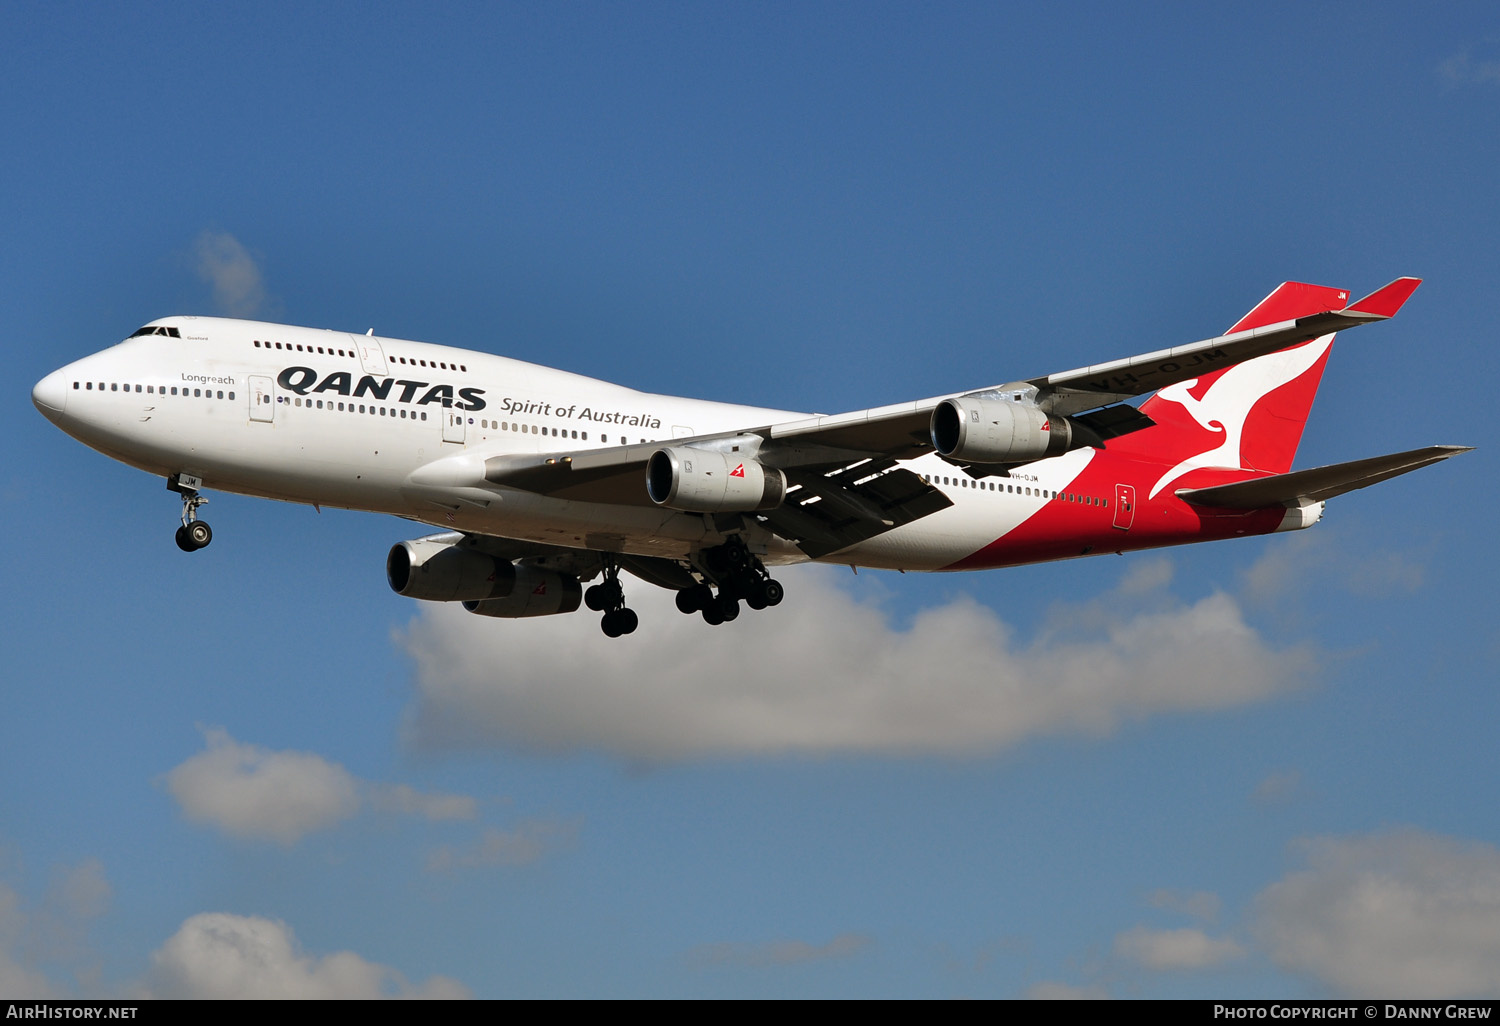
168 474 212 552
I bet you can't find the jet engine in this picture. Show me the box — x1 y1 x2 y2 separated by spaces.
645 447 786 512
930 397 1079 464
387 536 515 602
463 566 582 618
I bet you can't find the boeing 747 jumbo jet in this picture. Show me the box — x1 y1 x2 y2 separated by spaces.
32 277 1470 636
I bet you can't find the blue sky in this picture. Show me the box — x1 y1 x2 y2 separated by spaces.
3 1 1497 998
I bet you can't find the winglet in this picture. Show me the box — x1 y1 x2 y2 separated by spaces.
1346 277 1422 318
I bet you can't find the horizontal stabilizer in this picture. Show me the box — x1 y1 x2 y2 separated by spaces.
1176 445 1473 508
1347 276 1422 318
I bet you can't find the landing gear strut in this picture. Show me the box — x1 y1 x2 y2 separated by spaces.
168 474 212 552
675 537 783 627
585 561 638 637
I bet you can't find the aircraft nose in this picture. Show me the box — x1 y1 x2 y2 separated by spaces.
32 368 68 418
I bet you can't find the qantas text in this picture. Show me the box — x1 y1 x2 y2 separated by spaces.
278 367 487 411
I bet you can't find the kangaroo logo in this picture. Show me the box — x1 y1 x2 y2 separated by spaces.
1147 336 1333 499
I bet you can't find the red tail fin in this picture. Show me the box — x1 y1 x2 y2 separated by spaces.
1111 282 1353 493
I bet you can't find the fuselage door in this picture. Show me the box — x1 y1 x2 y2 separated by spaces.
443 408 465 444
351 334 389 377
1112 483 1136 530
249 375 274 423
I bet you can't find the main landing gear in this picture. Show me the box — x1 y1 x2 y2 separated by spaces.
674 537 783 627
585 562 638 637
168 474 212 552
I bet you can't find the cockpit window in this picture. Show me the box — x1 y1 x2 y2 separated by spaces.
128 325 182 339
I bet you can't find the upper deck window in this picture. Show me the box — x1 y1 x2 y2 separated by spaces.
128 325 182 339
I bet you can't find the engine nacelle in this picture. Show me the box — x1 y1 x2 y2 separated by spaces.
462 567 582 618
645 447 786 512
387 537 514 602
930 397 1077 464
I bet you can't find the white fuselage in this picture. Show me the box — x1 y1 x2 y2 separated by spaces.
34 316 1076 571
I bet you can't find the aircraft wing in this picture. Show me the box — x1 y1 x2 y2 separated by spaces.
1175 445 1473 508
483 443 953 559
1026 277 1421 415
479 277 1422 554
682 276 1425 455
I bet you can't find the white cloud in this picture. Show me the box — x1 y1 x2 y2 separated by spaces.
1113 926 1244 970
689 933 873 968
1253 829 1500 997
0 862 112 1000
194 230 268 317
31 860 111 966
145 913 468 999
425 818 580 872
1251 769 1304 807
1439 46 1500 87
1241 532 1423 607
400 562 1312 761
1024 980 1109 999
1146 888 1221 924
50 860 110 924
0 885 58 999
164 728 478 844
370 784 478 822
164 728 361 844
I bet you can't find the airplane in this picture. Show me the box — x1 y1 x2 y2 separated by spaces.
31 276 1470 637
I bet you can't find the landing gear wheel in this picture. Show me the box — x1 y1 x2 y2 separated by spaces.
185 520 212 550
758 578 784 607
717 596 740 622
176 521 212 551
675 588 700 614
701 602 725 626
746 590 767 611
586 574 625 611
601 607 639 637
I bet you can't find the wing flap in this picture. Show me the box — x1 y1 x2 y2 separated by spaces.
762 463 952 558
1176 445 1472 508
